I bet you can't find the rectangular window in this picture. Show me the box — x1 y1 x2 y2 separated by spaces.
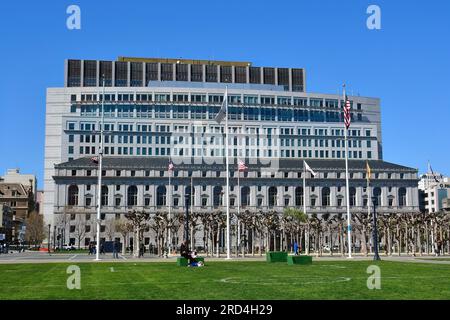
115 61 128 87
190 64 203 82
176 63 188 81
67 59 81 87
291 68 304 92
235 66 247 83
130 62 143 86
249 67 261 84
206 65 217 82
146 63 158 82
161 63 173 81
99 61 112 86
263 67 275 84
220 66 232 83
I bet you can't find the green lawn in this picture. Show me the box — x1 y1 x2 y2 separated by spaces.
1 261 449 300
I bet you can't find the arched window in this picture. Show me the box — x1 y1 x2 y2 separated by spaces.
68 185 79 206
295 187 304 207
101 185 109 206
213 186 222 207
373 187 382 206
268 186 277 207
157 185 167 206
127 186 138 206
322 187 331 206
241 186 250 207
349 187 356 206
398 187 407 207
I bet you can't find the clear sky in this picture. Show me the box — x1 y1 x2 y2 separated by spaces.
0 0 449 189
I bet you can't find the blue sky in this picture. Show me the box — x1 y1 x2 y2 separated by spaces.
0 0 449 189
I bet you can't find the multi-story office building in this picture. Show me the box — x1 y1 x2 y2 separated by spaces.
419 173 450 213
44 57 419 247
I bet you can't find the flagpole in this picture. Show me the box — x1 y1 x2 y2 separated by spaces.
303 161 308 255
237 169 240 257
367 161 371 257
95 77 105 261
343 84 352 259
225 86 231 259
190 175 194 250
168 165 172 255
367 170 371 219
427 161 435 255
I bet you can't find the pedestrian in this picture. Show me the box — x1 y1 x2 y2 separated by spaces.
100 242 105 255
139 243 145 258
180 240 189 260
113 239 119 259
294 241 299 255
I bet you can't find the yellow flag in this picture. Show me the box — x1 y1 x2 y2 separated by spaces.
366 161 371 183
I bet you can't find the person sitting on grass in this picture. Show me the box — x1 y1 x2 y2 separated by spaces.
180 240 190 261
181 241 202 266
188 250 204 267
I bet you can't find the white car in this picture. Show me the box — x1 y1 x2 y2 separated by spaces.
61 244 75 251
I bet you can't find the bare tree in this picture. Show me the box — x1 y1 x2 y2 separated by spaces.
125 210 150 257
115 218 133 255
72 214 86 249
25 211 46 247
104 218 116 241
149 212 169 256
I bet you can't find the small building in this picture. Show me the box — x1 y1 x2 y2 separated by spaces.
0 203 13 243
0 182 34 243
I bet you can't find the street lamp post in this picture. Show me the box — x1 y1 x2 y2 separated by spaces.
184 192 190 248
372 196 381 261
57 228 61 249
48 224 51 254
53 225 56 251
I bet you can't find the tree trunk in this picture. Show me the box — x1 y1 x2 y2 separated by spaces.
417 225 422 256
387 227 392 256
305 224 310 255
361 224 367 256
216 230 220 258
447 226 450 255
134 226 140 258
122 234 127 255
251 228 255 256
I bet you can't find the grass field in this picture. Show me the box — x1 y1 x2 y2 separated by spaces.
1 260 450 300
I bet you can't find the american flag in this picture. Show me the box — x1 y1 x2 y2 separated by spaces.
91 156 99 164
168 159 175 171
215 89 228 124
429 164 440 183
238 159 248 172
344 96 351 129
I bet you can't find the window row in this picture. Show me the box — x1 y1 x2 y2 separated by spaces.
67 185 408 208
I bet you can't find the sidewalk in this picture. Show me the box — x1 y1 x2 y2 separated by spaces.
1 251 449 264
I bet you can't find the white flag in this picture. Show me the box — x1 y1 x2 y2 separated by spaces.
215 89 227 124
304 160 317 177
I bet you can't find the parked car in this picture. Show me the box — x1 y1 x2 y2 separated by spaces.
61 244 76 251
